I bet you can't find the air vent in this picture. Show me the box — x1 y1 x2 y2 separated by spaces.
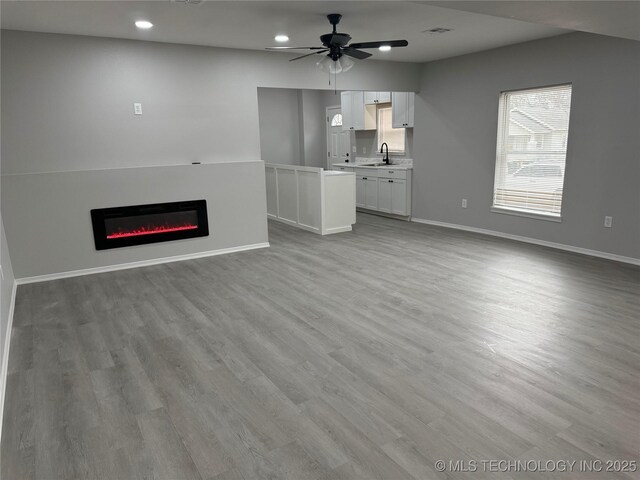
422 27 453 34
173 0 205 5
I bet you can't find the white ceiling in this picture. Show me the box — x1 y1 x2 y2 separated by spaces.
0 1 636 63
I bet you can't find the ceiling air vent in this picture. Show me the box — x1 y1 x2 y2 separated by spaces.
422 27 453 34
173 0 205 5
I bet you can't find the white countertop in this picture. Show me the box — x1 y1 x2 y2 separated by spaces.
323 170 354 176
332 163 413 170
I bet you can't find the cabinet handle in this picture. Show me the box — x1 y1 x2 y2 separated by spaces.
389 171 394 173
389 180 394 183
362 177 367 180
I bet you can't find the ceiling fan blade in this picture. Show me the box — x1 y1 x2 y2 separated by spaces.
289 50 328 61
342 48 372 60
348 40 408 49
266 46 326 50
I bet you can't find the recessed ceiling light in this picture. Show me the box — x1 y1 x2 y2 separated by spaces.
379 45 391 52
274 34 289 43
135 20 154 30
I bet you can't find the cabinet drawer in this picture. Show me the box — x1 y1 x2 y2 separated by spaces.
334 166 354 172
377 169 407 179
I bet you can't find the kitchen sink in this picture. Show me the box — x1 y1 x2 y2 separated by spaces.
358 162 387 166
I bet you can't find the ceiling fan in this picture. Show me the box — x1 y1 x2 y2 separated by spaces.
266 13 408 73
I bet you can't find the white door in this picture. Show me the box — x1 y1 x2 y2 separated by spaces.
327 106 351 170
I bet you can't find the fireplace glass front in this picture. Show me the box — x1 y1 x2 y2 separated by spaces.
91 200 208 250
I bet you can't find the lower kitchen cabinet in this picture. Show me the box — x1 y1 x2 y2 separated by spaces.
348 166 412 218
377 178 408 216
356 175 378 209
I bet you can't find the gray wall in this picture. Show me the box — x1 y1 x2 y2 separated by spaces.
298 90 328 168
2 162 268 278
413 32 640 260
257 88 340 168
0 29 421 277
257 88 301 165
1 30 420 175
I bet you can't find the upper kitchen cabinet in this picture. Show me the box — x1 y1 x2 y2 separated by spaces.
392 92 415 128
341 91 376 131
364 91 391 105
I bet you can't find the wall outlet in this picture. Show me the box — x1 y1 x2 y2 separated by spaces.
362 147 366 154
604 216 613 228
0 265 3 281
461 198 468 208
133 103 142 115
352 146 357 153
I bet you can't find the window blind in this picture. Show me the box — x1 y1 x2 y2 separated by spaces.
378 106 405 153
492 84 572 217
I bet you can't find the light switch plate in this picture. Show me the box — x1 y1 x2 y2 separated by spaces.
134 103 142 115
604 216 613 228
461 198 468 208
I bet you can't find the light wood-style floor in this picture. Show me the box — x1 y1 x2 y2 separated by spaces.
2 213 639 480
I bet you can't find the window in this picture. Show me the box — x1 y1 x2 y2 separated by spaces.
378 105 405 153
330 113 342 127
492 84 572 218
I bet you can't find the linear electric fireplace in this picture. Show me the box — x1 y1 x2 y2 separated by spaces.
91 200 208 250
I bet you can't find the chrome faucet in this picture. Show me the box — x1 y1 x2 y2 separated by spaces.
380 142 390 165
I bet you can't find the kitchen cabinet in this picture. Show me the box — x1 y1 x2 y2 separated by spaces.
364 91 391 105
334 164 412 218
355 175 378 209
341 91 376 131
377 178 408 216
392 92 415 128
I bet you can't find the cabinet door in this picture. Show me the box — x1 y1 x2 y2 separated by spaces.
363 92 377 105
350 91 365 130
364 177 378 210
377 178 392 213
392 92 415 128
355 176 366 207
406 92 415 128
390 179 407 215
377 91 391 103
340 92 352 131
392 92 408 128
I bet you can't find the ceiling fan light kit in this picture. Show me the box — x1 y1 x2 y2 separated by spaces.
316 55 354 74
266 13 408 75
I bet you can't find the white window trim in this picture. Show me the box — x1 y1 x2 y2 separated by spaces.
491 83 572 219
490 206 562 222
377 104 405 154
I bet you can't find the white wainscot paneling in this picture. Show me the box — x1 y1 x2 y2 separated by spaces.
265 164 355 235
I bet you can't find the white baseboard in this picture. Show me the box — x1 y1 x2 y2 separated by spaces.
16 242 270 285
322 226 353 235
0 280 18 442
411 217 640 266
